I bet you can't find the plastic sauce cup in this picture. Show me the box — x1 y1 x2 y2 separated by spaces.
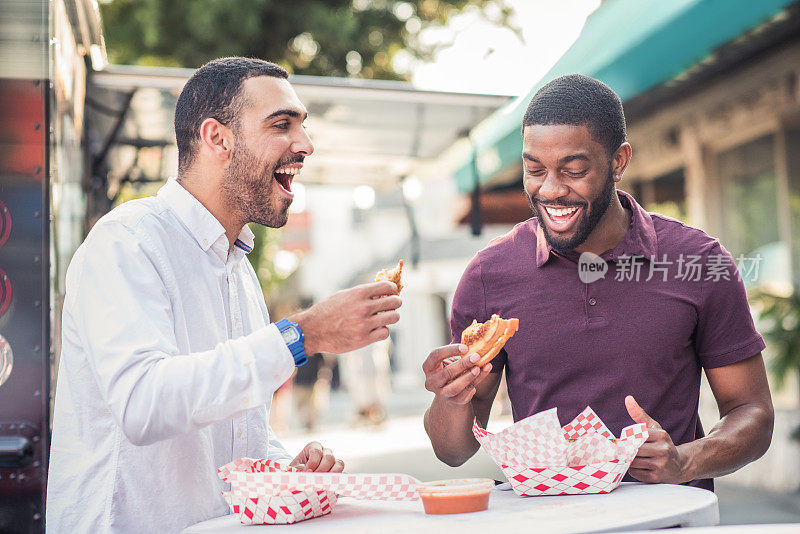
416 478 494 515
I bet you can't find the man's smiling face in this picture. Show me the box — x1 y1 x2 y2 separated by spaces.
223 75 314 228
522 123 616 251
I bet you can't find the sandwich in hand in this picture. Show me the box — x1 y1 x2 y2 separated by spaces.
461 314 519 367
375 260 403 294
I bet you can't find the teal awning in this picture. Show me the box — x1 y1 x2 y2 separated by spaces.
454 0 797 193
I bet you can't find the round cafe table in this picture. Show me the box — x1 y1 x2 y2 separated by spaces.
182 482 719 533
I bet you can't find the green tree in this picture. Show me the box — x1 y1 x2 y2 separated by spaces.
752 288 800 440
100 0 515 79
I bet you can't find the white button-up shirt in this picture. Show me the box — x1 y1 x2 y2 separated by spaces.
47 179 296 533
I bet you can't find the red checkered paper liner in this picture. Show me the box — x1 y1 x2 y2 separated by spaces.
472 407 648 496
219 459 335 525
218 458 420 525
222 487 336 525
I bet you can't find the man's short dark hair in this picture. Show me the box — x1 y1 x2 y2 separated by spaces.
174 57 288 173
522 74 626 156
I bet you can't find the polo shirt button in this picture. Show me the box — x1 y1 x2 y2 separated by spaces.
236 429 243 438
588 297 597 306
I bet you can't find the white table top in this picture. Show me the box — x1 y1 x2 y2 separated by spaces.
183 482 719 533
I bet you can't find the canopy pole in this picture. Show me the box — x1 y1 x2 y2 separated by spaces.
401 176 421 268
469 151 482 236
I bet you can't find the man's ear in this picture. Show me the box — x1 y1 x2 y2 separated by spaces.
611 142 632 182
198 118 233 162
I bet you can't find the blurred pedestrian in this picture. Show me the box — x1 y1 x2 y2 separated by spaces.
343 336 392 426
293 353 334 431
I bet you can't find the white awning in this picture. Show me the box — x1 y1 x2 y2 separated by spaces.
88 65 511 192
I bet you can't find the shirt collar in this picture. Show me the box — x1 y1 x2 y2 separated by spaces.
157 179 255 255
534 189 657 268
233 224 255 254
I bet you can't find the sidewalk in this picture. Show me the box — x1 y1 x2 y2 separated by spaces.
716 484 800 525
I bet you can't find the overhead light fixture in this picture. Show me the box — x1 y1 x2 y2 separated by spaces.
273 250 300 278
353 185 375 210
402 176 423 203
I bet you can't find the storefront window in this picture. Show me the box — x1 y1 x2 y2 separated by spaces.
718 135 785 291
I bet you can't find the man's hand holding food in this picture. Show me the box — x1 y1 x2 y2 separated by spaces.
423 314 517 404
289 280 401 355
422 344 493 404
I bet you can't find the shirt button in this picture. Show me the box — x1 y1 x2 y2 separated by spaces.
588 297 597 306
242 396 249 405
236 429 243 438
202 239 209 247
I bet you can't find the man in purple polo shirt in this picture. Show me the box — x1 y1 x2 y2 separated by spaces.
423 75 774 490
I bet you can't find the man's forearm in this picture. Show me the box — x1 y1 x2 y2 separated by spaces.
679 403 773 481
424 396 481 466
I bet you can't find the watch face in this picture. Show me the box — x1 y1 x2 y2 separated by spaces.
282 326 300 345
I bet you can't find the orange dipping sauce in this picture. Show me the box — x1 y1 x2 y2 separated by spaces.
417 478 494 515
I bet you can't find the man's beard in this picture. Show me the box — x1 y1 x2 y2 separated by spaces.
222 142 294 229
527 167 615 252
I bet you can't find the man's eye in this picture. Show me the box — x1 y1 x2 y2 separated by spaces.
564 170 587 177
274 122 289 130
525 168 545 176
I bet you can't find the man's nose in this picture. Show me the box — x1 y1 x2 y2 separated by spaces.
292 126 314 156
537 171 568 200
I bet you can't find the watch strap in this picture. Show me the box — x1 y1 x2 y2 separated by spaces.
275 318 307 366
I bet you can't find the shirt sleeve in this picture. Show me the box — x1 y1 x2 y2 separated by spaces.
65 220 296 446
695 241 766 369
450 254 506 373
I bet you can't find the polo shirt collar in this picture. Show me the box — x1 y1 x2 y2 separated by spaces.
534 223 552 268
534 189 657 267
157 178 255 255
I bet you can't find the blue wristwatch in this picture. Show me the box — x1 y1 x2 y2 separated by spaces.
275 318 307 367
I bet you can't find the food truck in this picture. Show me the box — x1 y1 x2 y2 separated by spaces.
0 1 105 531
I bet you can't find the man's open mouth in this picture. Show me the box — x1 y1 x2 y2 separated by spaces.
274 164 302 196
541 204 583 233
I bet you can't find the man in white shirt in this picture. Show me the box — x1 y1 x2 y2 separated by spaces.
46 57 402 533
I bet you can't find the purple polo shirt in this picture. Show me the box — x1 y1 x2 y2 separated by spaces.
450 190 765 491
